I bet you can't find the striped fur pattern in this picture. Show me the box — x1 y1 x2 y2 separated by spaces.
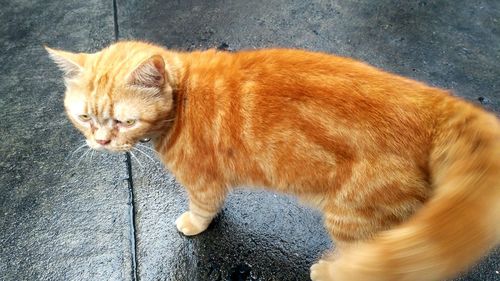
47 41 500 281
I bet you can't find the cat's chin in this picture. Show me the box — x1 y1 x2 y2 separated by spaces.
85 140 132 153
100 147 128 154
90 147 133 154
99 144 134 154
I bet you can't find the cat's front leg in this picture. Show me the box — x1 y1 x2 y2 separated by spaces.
176 183 227 236
310 242 349 281
310 259 334 281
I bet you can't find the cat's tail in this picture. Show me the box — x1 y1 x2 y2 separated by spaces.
331 99 500 281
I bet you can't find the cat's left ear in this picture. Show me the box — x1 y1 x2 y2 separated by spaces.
45 46 86 78
127 55 165 89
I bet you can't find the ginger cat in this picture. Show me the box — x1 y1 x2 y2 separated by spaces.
46 41 500 281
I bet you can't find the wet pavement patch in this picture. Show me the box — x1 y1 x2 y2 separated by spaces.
229 263 254 281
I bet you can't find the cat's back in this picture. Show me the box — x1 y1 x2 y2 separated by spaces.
185 47 443 97
227 48 444 107
225 48 443 126
181 47 444 145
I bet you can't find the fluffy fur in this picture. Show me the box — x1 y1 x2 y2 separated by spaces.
47 41 500 281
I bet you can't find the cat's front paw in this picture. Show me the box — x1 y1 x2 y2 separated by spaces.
175 211 210 236
310 259 333 281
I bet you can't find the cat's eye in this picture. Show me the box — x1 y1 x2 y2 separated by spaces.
125 119 136 126
114 119 135 126
79 114 91 121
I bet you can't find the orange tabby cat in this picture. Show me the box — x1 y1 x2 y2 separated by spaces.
46 41 500 281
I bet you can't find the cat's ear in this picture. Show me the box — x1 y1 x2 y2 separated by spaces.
127 55 165 89
45 46 86 78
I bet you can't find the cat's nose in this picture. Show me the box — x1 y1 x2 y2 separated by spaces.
96 139 111 146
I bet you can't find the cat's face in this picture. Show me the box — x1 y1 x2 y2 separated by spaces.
46 44 174 153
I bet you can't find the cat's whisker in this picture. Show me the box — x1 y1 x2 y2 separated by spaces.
76 148 92 168
90 149 95 161
129 151 144 169
67 143 89 160
132 146 156 163
136 143 159 155
85 148 93 161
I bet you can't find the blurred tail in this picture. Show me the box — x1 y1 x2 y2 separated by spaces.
333 100 500 281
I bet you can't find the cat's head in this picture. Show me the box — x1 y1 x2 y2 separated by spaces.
46 42 175 153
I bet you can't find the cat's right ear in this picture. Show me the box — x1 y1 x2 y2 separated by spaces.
45 46 86 78
127 55 166 89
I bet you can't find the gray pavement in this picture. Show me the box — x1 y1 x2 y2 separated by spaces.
0 1 134 280
1 0 499 280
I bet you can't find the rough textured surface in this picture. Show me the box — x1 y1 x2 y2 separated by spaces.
1 0 499 281
0 1 133 280
118 0 499 281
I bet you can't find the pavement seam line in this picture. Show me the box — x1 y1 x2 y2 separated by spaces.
125 152 139 281
113 0 120 41
112 0 138 280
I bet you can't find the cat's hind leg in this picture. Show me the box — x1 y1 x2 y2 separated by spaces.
176 182 227 236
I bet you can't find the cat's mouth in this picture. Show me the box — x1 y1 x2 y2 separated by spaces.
86 139 130 153
86 138 151 153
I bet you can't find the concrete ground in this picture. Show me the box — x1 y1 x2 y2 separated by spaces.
0 0 498 280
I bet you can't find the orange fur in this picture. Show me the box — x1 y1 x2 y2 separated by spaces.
47 41 500 281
